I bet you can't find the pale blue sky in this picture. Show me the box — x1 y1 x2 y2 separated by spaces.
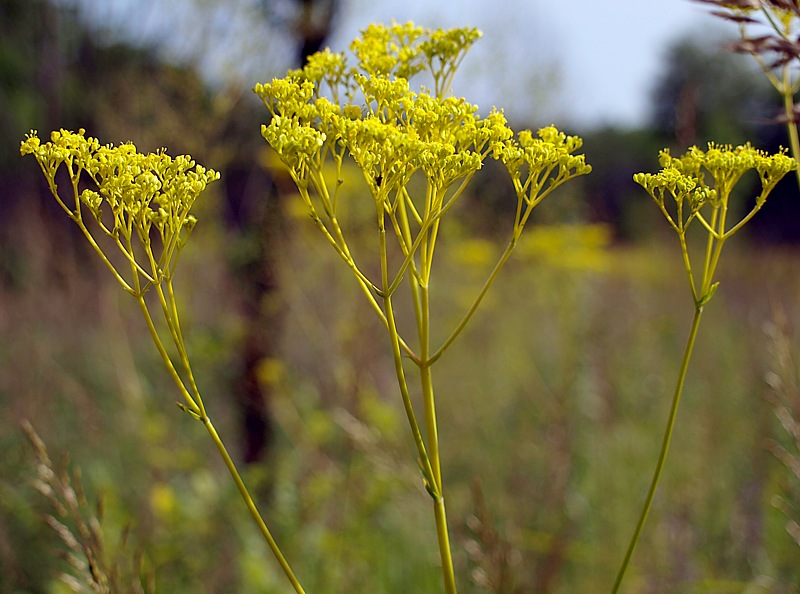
330 0 725 128
71 0 729 130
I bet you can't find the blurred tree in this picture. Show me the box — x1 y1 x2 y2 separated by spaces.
260 0 340 63
579 33 800 243
220 0 341 465
649 34 775 147
581 127 666 242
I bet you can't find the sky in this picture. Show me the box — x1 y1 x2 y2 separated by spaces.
327 0 725 129
70 0 730 130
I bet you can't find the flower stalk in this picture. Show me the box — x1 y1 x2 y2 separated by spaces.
255 22 590 593
613 141 796 591
21 129 306 594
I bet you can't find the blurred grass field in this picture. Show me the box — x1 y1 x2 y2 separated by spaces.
2 188 800 593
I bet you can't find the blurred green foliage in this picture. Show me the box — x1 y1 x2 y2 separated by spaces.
4 200 800 592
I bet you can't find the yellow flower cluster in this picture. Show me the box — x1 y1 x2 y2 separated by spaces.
496 126 592 207
665 142 794 199
21 128 219 292
254 22 590 218
634 142 796 234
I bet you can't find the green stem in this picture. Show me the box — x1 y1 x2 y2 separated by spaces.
420 363 441 487
163 279 203 403
430 234 517 365
611 305 704 593
418 282 437 476
383 292 435 487
417 268 456 593
378 216 435 487
677 234 698 303
202 417 306 594
135 295 201 416
58 174 135 293
434 493 458 594
700 207 720 290
420 358 457 594
135 296 304 593
136 295 305 594
383 187 456 593
777 64 800 191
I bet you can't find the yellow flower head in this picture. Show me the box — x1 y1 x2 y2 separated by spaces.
254 23 590 209
635 142 796 235
21 128 219 291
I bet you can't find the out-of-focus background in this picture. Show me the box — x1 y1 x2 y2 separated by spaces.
2 0 800 592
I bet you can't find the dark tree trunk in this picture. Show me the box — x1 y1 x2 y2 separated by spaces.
231 0 339 465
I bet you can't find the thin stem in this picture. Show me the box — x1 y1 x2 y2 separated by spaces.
611 305 704 593
703 238 726 297
135 295 201 415
700 207 720 290
780 65 800 190
202 417 306 594
162 278 203 405
383 290 436 492
414 184 457 591
723 200 766 239
418 286 440 486
380 190 455 593
135 296 304 593
433 494 458 594
678 233 698 303
58 177 135 293
111 232 157 285
423 188 445 284
419 351 457 594
150 277 204 411
429 234 517 365
378 212 435 486
395 192 426 345
79 223 136 294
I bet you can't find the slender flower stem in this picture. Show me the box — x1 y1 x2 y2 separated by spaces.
136 295 304 593
135 296 201 415
611 305 704 593
418 285 457 594
202 417 306 594
433 493 458 594
384 292 435 486
430 234 517 365
382 280 454 594
780 70 800 190
378 218 436 487
421 361 457 594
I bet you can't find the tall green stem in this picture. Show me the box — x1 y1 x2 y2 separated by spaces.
611 305 704 593
135 295 304 594
781 66 800 190
202 418 306 594
421 362 457 594
433 492 458 594
381 279 455 594
418 283 457 594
